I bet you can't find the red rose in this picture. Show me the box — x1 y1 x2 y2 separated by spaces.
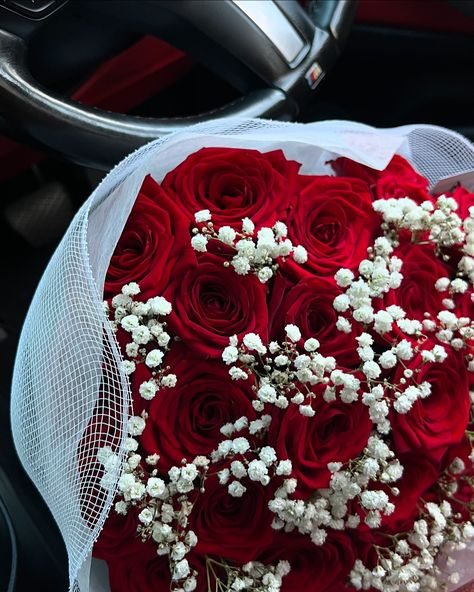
93 507 150 562
161 147 300 229
166 252 268 358
285 175 379 278
139 345 256 469
260 532 358 592
190 473 274 563
106 549 207 592
331 154 432 204
269 275 360 368
107 550 170 592
104 175 194 300
390 348 470 462
269 390 372 498
384 244 450 326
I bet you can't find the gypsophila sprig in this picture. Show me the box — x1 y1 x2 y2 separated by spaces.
222 330 339 417
190 212 308 283
349 498 474 592
109 284 177 399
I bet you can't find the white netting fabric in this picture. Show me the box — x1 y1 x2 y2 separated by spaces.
10 119 474 592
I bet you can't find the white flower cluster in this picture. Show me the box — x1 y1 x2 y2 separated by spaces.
213 442 292 498
350 500 474 592
373 195 465 248
222 329 339 417
220 327 410 543
99 427 206 590
269 435 402 542
458 206 474 287
333 253 403 334
325 436 402 529
332 255 458 427
108 283 177 397
419 301 474 356
374 196 474 306
190 210 308 283
206 557 291 592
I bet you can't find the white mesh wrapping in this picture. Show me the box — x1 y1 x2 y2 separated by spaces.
10 119 474 592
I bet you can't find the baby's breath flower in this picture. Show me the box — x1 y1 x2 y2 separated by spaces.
247 459 268 483
112 293 131 308
125 342 139 358
362 360 381 379
304 338 320 352
243 333 267 354
128 415 146 436
115 500 128 515
161 373 177 388
257 267 273 283
231 256 251 275
228 481 247 497
146 476 167 498
218 225 236 245
276 460 292 476
145 349 164 368
172 559 190 581
258 384 277 404
132 325 152 345
335 268 354 287
146 453 160 465
121 360 136 375
138 508 154 525
242 217 254 234
222 345 239 364
379 350 397 369
121 314 139 332
190 233 208 253
333 294 350 312
147 296 172 316
232 437 250 455
395 339 414 361
373 310 393 334
218 468 230 485
122 282 141 296
139 380 158 400
259 446 277 466
195 209 211 223
336 317 352 333
284 324 301 342
229 367 248 380
273 221 288 238
292 245 308 264
299 404 315 417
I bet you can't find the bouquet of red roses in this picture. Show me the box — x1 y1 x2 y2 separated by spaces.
11 120 474 592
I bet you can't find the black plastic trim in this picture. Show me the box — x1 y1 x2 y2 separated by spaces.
0 494 17 592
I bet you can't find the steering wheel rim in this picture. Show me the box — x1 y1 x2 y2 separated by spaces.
0 0 357 169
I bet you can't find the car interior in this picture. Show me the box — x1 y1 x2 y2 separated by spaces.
0 0 474 590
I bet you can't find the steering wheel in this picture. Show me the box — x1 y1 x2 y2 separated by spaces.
0 0 357 170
